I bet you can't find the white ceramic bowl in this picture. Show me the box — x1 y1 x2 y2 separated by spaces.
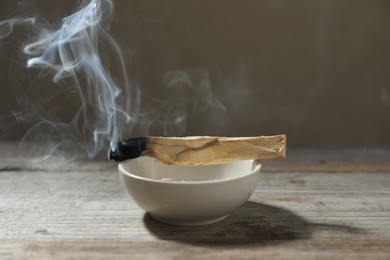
119 157 261 226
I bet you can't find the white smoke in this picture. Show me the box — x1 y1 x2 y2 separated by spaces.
0 0 139 160
0 0 230 163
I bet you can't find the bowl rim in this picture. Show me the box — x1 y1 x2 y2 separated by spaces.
118 159 261 185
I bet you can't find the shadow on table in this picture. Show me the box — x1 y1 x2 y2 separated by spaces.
143 201 365 245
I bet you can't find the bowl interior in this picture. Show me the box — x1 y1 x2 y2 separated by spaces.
120 157 261 183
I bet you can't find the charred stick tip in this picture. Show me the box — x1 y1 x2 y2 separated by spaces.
109 137 148 162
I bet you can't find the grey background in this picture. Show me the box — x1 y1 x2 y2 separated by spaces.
1 0 390 146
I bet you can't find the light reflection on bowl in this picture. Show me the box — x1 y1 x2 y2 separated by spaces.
119 157 261 226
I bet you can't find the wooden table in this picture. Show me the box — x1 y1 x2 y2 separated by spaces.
1 144 389 259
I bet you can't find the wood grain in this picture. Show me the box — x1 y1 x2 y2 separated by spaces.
0 143 390 259
145 135 286 165
1 240 390 260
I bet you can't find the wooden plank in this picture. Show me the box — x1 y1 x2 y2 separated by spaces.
1 240 390 260
0 168 389 258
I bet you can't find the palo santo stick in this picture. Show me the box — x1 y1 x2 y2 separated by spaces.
110 135 286 166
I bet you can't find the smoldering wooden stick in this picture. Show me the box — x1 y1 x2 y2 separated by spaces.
110 135 286 166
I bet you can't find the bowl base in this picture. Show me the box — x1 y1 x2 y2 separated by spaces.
149 214 230 226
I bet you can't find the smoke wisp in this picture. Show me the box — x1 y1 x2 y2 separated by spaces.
0 0 139 161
